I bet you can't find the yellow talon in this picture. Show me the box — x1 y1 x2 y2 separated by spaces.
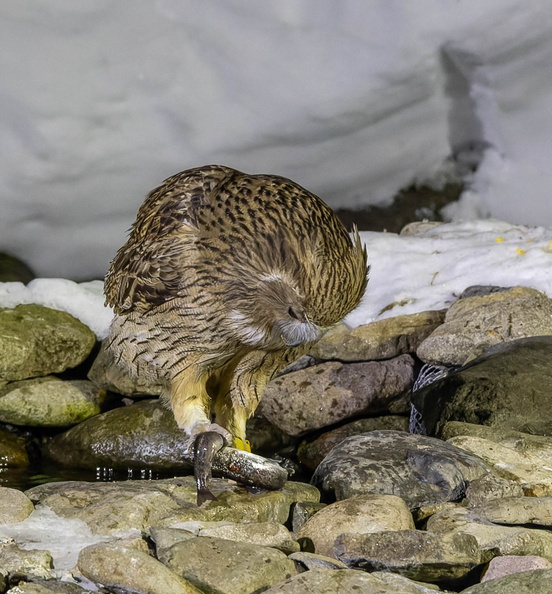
233 437 251 452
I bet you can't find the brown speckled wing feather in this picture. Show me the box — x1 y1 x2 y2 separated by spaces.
104 165 233 313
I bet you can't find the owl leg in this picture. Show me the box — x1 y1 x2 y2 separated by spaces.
169 365 232 446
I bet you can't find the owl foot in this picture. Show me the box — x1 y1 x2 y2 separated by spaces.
233 437 252 452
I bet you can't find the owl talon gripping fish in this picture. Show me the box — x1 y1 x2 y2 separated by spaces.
101 165 368 501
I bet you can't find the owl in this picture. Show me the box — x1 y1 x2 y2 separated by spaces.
103 165 368 451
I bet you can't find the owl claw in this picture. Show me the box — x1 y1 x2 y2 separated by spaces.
233 437 252 452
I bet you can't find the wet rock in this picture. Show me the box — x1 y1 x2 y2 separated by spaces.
297 415 409 470
0 378 104 427
159 535 297 594
412 337 552 437
0 487 34 524
25 477 319 535
426 506 552 563
460 568 552 593
263 567 440 593
447 435 552 494
0 541 53 580
44 399 191 472
312 430 489 507
311 310 445 361
151 521 299 554
0 429 30 467
482 555 552 582
417 286 552 365
0 253 35 284
0 305 96 381
258 356 414 437
78 541 200 593
334 529 480 582
296 494 414 557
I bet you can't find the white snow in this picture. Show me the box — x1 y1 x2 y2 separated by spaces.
1 1 552 279
2 220 551 339
0 278 113 339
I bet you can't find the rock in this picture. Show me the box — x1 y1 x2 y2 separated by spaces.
258 355 414 437
447 435 552 494
412 337 552 437
312 430 489 507
151 521 299 554
312 310 445 361
460 568 552 593
25 477 319 535
290 501 327 532
159 535 297 594
44 399 191 472
464 474 524 506
297 415 409 470
0 429 30 467
296 494 414 557
78 541 201 593
0 304 96 381
287 551 348 571
0 487 34 524
426 506 552 563
334 530 480 582
0 253 35 284
476 496 552 527
4 579 91 593
0 541 53 580
400 221 445 236
263 567 440 593
0 378 104 427
482 555 552 582
417 286 552 366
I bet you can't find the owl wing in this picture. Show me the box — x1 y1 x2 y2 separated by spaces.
104 165 233 314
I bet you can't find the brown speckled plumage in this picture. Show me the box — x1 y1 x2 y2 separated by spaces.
103 165 368 446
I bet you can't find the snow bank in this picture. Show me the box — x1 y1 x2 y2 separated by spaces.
1 1 552 279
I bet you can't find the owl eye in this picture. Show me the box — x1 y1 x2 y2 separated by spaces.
288 306 300 320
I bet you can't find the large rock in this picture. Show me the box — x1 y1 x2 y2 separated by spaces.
334 529 480 582
25 477 319 534
297 415 409 470
311 310 445 361
78 541 201 594
461 569 552 593
412 336 552 437
159 535 297 594
258 355 414 436
0 487 34 524
44 398 191 471
0 304 96 381
263 568 440 593
417 286 552 366
0 542 53 580
0 377 104 427
312 430 489 507
296 494 414 557
426 506 552 563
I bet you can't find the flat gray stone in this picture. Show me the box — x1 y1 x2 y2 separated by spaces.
334 529 480 582
461 568 552 593
312 430 489 507
159 535 297 594
311 310 445 361
263 567 439 593
258 356 414 436
78 541 200 593
417 286 552 366
296 494 414 557
0 304 96 381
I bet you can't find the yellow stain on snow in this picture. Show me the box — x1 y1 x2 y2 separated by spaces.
516 248 526 255
495 237 504 242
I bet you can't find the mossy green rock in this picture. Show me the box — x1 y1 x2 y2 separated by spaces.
0 304 96 381
0 377 104 426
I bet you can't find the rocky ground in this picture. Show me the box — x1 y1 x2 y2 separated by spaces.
2 223 552 592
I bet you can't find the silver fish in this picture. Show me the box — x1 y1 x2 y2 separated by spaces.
190 432 288 506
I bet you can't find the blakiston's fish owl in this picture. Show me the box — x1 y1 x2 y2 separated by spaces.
103 165 368 449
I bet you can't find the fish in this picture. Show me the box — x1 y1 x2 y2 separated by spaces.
191 432 289 506
194 431 225 506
